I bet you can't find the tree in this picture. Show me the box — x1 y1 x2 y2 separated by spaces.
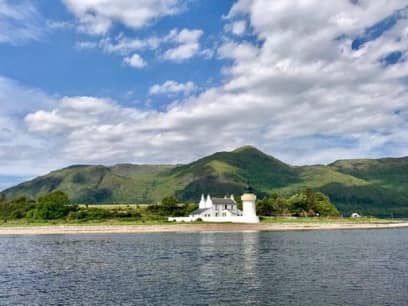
235 196 243 210
0 197 36 221
272 195 289 216
256 197 275 216
311 192 339 217
162 195 178 207
160 195 180 215
288 192 309 216
35 191 75 220
288 189 339 217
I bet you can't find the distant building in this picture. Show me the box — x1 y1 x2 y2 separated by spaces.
168 187 260 223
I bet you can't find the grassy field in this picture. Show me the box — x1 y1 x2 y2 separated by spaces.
0 216 398 227
0 218 173 227
78 204 151 209
259 216 397 224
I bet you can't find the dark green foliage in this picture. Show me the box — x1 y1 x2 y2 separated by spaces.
256 192 290 216
288 189 339 217
235 195 243 210
146 195 197 217
35 191 77 220
71 173 87 184
256 197 276 216
78 187 113 203
0 197 37 221
176 177 247 203
67 208 112 221
162 195 177 207
320 183 408 217
256 189 339 217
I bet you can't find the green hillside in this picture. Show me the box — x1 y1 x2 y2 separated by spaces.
2 146 408 217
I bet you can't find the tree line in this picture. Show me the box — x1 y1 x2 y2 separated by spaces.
0 192 197 222
0 189 339 222
256 189 339 217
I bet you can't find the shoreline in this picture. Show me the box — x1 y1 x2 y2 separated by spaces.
1 222 408 235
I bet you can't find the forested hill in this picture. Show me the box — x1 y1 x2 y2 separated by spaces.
2 146 408 217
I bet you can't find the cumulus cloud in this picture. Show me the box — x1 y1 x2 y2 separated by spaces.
98 36 161 55
0 0 43 44
25 96 152 162
162 28 203 61
123 53 146 68
26 96 145 134
77 28 205 64
63 0 182 35
149 80 196 95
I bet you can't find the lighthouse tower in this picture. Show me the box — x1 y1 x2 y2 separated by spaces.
241 186 260 223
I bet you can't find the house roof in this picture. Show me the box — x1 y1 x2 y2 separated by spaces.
211 197 236 205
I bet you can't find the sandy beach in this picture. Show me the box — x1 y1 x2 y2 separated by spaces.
1 222 408 235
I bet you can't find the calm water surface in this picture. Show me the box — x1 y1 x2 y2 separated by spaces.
1 229 408 305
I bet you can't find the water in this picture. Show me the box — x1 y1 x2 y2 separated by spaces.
1 229 408 305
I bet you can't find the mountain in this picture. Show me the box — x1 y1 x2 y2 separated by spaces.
2 146 408 217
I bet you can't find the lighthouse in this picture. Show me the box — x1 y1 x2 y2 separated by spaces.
241 186 260 223
168 186 260 223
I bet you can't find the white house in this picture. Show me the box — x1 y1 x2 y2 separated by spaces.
351 212 361 218
168 187 260 223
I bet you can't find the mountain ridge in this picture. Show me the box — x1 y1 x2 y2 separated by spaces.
2 146 408 217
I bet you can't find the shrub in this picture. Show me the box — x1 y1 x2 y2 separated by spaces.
67 208 112 221
35 191 76 220
0 197 37 221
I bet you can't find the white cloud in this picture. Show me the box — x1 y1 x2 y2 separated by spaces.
123 53 146 68
218 41 259 61
225 20 247 36
0 0 43 44
63 0 182 35
98 35 161 55
26 96 144 133
77 28 205 65
162 28 203 61
149 80 196 95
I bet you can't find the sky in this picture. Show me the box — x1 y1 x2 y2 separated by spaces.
1 0 408 190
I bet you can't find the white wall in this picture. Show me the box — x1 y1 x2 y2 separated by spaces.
168 215 259 224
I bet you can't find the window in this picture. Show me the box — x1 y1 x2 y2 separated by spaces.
225 204 227 209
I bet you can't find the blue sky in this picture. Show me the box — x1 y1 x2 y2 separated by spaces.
0 0 235 107
1 0 408 190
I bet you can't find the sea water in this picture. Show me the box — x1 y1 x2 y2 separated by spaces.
1 229 408 305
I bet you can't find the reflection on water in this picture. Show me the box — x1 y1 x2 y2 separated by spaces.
1 229 408 305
